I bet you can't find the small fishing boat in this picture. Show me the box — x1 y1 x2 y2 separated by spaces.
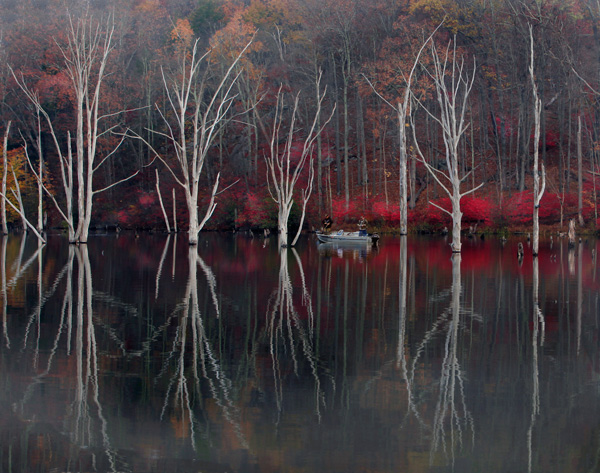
316 230 379 245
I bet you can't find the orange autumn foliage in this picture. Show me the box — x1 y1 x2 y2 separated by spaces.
0 145 39 223
170 18 195 52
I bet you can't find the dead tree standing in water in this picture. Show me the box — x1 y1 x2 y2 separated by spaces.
263 76 333 248
412 38 482 253
529 26 546 257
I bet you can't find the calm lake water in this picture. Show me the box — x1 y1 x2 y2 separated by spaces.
0 232 599 473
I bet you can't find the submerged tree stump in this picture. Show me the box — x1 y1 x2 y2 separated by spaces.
518 242 524 261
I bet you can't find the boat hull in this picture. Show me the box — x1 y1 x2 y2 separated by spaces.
316 231 379 245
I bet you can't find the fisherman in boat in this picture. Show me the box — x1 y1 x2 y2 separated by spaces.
322 214 332 234
358 216 368 236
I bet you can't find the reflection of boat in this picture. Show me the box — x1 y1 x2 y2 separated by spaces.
316 230 379 245
316 241 375 260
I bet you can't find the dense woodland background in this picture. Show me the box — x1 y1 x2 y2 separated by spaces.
1 0 600 234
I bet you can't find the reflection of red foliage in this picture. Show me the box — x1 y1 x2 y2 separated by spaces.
204 241 262 274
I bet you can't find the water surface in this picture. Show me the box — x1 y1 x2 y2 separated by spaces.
0 232 599 472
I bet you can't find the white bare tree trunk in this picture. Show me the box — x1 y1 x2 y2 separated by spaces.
1 121 10 235
399 121 409 235
172 188 177 233
291 164 315 247
529 26 546 257
36 110 43 233
278 203 293 248
155 168 170 232
451 181 463 251
186 188 200 245
398 92 417 236
12 168 28 232
69 15 88 243
412 38 481 253
568 218 576 247
65 135 75 242
67 13 120 244
365 25 440 235
577 115 584 226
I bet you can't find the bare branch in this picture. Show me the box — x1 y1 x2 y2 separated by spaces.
215 179 240 197
572 66 600 96
197 173 220 233
429 200 453 218
122 128 186 188
155 169 171 233
97 105 150 123
92 157 156 195
459 181 485 198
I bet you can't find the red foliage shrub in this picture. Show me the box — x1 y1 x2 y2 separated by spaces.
502 191 577 225
116 209 131 226
461 197 493 226
582 180 599 222
503 191 536 225
331 197 361 223
545 130 559 149
120 191 163 228
101 189 164 229
235 191 277 229
411 196 493 229
424 197 452 226
371 200 400 226
138 193 155 207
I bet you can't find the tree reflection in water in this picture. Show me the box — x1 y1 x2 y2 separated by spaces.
430 254 474 464
528 256 545 473
267 248 326 422
2 236 9 347
19 246 72 416
404 251 476 466
72 245 119 469
397 236 424 429
158 245 248 451
6 242 122 471
1 234 600 472
154 234 170 300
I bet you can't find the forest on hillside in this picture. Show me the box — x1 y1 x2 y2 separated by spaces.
1 0 600 240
